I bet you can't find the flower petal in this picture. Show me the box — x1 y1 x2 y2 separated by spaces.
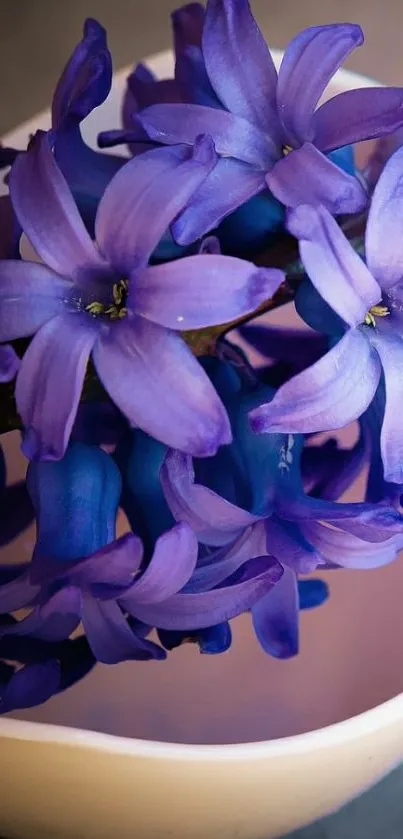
369 328 403 483
172 2 204 50
27 442 121 566
298 579 329 610
171 157 267 245
277 24 363 147
160 450 261 546
138 103 275 168
365 145 403 288
67 533 144 593
121 522 198 608
0 587 82 642
250 330 381 434
267 143 367 214
302 432 368 501
95 138 216 273
51 18 111 128
81 598 165 663
265 515 322 573
0 661 61 714
158 622 232 654
175 45 219 107
202 0 279 135
185 526 265 592
16 314 98 461
287 204 381 327
252 565 298 659
239 324 328 369
93 315 231 457
0 482 34 547
314 88 403 153
0 260 71 342
10 132 106 279
0 571 40 613
129 556 283 629
301 521 402 569
0 345 20 383
134 255 283 329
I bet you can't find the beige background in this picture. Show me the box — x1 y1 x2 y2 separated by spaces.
1 1 403 837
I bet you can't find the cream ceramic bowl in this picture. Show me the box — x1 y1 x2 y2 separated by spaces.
1 50 403 839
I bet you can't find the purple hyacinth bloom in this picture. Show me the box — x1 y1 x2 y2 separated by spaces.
135 0 403 245
250 143 403 484
0 188 22 382
160 376 403 658
0 443 283 660
3 131 283 461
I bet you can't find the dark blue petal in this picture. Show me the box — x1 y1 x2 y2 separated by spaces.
295 277 346 335
0 660 60 714
327 144 355 177
58 636 96 691
27 443 121 563
72 402 128 446
217 188 285 256
115 430 174 547
298 578 329 610
158 621 232 654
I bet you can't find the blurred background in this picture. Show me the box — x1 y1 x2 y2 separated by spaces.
1 0 403 837
1 0 403 134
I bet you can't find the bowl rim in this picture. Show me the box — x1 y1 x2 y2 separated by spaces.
1 48 398 760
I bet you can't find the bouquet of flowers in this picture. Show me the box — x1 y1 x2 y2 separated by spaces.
1 0 403 714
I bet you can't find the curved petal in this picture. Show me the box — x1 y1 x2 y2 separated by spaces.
175 44 219 107
0 344 20 383
172 3 204 50
301 521 402 569
68 533 144 593
134 255 283 329
287 204 381 327
51 18 111 128
95 138 216 273
267 143 368 214
295 278 345 336
172 157 266 245
160 450 261 546
158 622 232 654
10 132 106 280
16 314 98 461
121 523 198 608
138 103 275 168
365 145 403 288
0 260 71 342
265 516 322 573
0 587 82 642
126 65 181 110
314 87 403 153
0 571 40 613
185 526 265 592
277 24 363 147
302 433 368 501
250 329 381 434
252 565 298 659
369 329 403 483
130 556 283 629
0 661 61 714
82 598 165 663
202 0 279 135
93 315 231 457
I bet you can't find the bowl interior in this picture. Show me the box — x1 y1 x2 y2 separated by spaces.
2 51 400 746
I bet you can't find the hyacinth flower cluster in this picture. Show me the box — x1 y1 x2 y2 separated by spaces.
2 2 403 713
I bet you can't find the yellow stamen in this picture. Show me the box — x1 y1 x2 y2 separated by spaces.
86 301 105 316
282 144 293 156
364 304 390 328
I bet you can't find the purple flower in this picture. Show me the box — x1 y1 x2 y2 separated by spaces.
0 443 283 662
3 131 283 460
250 143 403 484
160 377 403 658
0 188 22 382
134 1 403 245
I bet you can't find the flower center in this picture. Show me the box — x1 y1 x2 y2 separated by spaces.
86 279 129 320
363 304 390 328
282 144 293 156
